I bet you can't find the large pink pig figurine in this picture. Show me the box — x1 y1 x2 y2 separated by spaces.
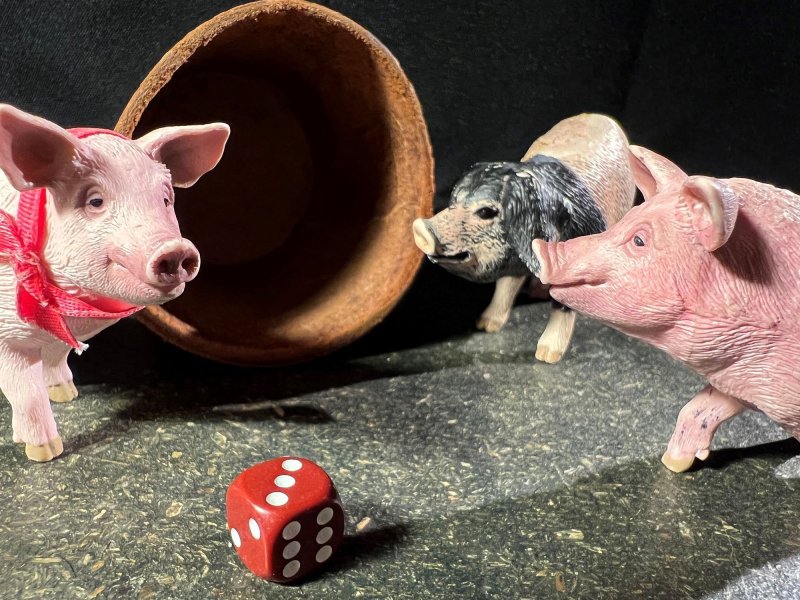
532 145 800 472
0 105 229 461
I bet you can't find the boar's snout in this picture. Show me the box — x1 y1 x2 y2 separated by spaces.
146 239 201 287
412 218 438 255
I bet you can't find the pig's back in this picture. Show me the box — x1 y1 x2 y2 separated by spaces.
523 114 635 226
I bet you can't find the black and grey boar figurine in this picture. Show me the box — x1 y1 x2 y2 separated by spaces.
412 114 635 363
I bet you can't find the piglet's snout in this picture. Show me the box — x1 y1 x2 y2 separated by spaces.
146 239 201 287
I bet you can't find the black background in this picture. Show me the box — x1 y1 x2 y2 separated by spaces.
1 0 799 366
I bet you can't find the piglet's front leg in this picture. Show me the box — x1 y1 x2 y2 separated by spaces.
477 275 526 333
43 343 78 403
0 345 63 461
662 385 745 473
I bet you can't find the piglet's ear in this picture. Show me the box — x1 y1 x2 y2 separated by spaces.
629 145 688 201
0 104 82 191
136 123 230 188
681 176 738 252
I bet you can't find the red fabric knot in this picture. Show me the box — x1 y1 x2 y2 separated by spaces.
0 128 144 349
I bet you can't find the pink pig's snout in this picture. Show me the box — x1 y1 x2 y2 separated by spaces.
146 239 201 287
532 239 561 285
532 238 604 287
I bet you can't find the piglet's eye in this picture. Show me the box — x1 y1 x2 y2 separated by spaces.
633 235 645 247
476 206 499 220
88 198 103 208
164 198 170 207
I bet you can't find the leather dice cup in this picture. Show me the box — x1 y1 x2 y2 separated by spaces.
226 457 345 582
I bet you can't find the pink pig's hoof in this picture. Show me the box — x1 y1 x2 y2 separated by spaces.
661 451 696 473
25 436 64 462
48 381 78 403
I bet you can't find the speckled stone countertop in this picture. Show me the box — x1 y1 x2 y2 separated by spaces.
1 273 798 599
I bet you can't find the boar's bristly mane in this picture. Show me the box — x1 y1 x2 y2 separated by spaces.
500 155 607 274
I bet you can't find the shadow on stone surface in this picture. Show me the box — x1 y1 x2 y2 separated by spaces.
697 437 800 471
392 458 800 599
74 261 521 384
296 523 410 586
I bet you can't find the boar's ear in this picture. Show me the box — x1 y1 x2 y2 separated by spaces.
0 104 82 191
136 123 230 188
681 176 738 251
629 145 688 201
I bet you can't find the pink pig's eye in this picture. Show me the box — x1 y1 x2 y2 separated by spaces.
164 198 170 207
88 198 104 209
633 235 645 247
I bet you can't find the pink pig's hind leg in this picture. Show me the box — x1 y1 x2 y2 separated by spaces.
477 275 526 333
0 346 63 461
42 343 77 403
662 385 745 473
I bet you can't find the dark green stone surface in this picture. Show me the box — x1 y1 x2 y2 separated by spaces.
0 293 798 599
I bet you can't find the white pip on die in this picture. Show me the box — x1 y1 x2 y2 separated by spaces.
226 456 345 582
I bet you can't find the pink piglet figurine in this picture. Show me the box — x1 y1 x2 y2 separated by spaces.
531 145 800 472
0 105 229 461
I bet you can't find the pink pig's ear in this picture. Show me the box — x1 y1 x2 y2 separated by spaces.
136 123 230 188
628 145 688 201
681 176 738 251
0 104 83 191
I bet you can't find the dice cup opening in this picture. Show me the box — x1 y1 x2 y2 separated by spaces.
116 0 433 365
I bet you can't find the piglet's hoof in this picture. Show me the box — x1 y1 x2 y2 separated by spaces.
535 343 564 364
476 314 507 333
661 451 696 473
48 381 78 403
25 436 63 462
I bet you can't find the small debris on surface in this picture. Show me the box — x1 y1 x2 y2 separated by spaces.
555 572 566 592
555 529 584 540
88 585 105 599
356 517 372 531
165 501 183 518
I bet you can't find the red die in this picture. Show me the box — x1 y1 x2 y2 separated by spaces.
226 456 345 582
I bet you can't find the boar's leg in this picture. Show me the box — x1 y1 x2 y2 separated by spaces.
535 302 576 364
662 385 745 473
477 275 527 333
0 345 63 461
43 343 77 403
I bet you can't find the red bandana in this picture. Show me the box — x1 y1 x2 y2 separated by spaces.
0 128 143 350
